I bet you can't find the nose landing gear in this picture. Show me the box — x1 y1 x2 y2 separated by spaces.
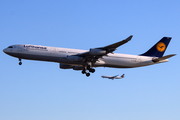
19 58 22 65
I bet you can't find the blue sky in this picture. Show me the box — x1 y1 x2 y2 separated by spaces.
0 0 179 120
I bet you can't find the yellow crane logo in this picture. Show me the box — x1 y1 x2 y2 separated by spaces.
156 42 166 52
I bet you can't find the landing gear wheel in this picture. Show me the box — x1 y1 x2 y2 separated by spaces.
87 65 91 70
91 69 95 73
82 70 86 74
18 58 22 65
19 62 22 65
86 73 90 77
89 68 95 73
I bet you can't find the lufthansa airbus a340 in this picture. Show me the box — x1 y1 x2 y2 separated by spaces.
102 74 125 80
3 35 176 77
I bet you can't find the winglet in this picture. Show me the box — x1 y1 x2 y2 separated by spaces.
126 35 133 41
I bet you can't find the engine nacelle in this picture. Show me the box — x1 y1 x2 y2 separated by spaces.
59 63 73 69
60 64 84 71
89 48 106 55
67 55 83 62
73 66 84 70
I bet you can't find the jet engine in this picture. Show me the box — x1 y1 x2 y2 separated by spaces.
66 55 83 62
59 63 73 69
89 48 106 55
60 64 84 71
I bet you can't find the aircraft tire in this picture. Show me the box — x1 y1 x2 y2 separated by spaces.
91 69 95 73
19 62 22 65
89 68 95 73
82 70 86 74
86 73 90 77
87 65 91 70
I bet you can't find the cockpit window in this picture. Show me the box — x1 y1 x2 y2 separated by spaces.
8 46 13 48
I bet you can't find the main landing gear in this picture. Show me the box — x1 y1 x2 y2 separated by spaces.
19 58 22 65
82 65 95 77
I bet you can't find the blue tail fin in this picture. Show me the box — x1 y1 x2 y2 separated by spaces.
121 74 125 78
141 37 171 57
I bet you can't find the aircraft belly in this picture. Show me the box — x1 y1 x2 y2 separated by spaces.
5 50 86 65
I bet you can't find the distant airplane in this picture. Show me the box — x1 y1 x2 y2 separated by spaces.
102 74 125 80
3 35 176 77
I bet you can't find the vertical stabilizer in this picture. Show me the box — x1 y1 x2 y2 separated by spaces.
121 74 125 78
141 37 171 57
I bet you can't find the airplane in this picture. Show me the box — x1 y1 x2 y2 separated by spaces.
3 35 176 77
102 74 125 80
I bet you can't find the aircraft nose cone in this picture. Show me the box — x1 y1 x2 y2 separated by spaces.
3 48 8 53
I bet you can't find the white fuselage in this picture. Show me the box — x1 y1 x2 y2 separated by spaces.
3 44 168 68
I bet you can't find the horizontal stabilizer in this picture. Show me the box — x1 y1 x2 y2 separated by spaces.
152 54 176 62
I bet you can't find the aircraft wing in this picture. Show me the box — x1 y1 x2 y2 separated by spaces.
100 35 133 51
77 35 133 63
